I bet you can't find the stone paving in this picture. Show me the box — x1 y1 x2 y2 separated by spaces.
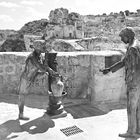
0 94 138 140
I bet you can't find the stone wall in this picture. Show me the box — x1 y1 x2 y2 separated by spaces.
0 52 49 95
57 51 126 104
0 51 126 104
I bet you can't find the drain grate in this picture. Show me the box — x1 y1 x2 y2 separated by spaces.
60 125 83 136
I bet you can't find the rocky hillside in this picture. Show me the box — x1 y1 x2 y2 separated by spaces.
0 19 48 52
1 8 140 52
18 19 49 36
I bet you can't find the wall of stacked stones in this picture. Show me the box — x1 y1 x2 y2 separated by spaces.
0 51 126 104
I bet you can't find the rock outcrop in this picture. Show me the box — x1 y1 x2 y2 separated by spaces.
18 19 48 36
66 12 81 25
49 8 69 24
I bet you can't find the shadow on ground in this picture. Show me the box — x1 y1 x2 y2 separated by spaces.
0 115 55 140
65 104 106 119
21 115 55 134
64 100 126 119
0 119 21 140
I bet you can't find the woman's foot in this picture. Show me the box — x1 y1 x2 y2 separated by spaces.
18 114 29 120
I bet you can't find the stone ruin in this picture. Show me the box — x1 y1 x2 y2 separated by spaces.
24 34 126 52
2 8 140 52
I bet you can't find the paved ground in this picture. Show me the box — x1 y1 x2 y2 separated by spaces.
0 94 138 140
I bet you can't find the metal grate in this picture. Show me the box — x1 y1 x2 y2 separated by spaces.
60 125 83 136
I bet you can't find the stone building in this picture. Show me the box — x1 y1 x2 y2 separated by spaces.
45 24 84 39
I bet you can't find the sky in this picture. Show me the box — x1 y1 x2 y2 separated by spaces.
0 0 140 30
